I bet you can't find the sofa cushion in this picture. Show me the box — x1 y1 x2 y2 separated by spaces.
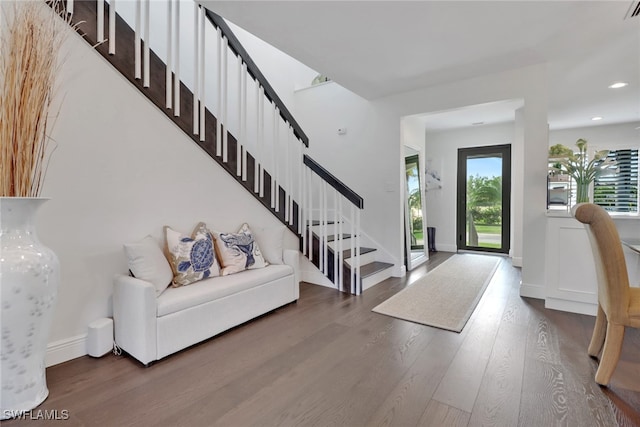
254 225 285 265
156 264 293 317
123 235 173 297
165 222 220 287
213 223 268 276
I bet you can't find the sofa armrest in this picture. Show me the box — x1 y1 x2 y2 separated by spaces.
283 249 300 299
113 274 157 365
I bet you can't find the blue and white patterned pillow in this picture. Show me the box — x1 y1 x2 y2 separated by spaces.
214 223 268 276
165 222 220 287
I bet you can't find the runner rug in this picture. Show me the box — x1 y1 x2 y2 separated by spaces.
372 254 501 332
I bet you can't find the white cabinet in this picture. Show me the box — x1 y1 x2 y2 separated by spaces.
545 213 640 316
545 215 598 315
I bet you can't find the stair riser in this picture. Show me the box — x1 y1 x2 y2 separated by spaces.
344 251 377 266
362 267 394 290
326 238 353 251
309 223 352 236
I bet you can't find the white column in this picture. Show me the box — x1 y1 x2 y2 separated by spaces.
308 169 314 261
108 0 115 55
338 196 343 290
333 188 342 289
318 179 324 273
323 181 328 275
301 164 307 256
258 87 265 198
134 0 141 79
355 207 361 295
199 8 205 141
254 83 260 193
222 37 229 162
193 3 199 134
350 204 356 294
216 28 222 156
241 65 248 181
165 0 172 109
286 126 292 223
97 0 105 43
236 56 243 176
143 0 150 87
272 107 279 211
173 0 180 117
298 140 304 235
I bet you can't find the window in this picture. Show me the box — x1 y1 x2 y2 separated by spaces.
594 149 639 213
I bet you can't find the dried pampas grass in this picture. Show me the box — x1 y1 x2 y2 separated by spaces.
0 0 71 197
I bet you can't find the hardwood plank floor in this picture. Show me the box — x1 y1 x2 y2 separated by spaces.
4 252 639 426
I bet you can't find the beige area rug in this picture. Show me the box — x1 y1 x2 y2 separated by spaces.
372 254 501 332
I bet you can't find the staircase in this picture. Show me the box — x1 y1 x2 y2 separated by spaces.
307 223 394 293
56 0 394 294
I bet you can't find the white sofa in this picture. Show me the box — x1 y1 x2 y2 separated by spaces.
113 249 299 366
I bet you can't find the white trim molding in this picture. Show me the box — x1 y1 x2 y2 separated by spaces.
519 282 545 300
45 334 87 367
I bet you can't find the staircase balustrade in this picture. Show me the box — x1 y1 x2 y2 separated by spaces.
59 0 367 294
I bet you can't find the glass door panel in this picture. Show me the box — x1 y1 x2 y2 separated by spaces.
405 155 424 250
457 145 511 254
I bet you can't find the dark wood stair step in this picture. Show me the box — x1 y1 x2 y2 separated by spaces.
308 220 338 226
310 232 353 241
360 261 394 278
342 247 376 259
327 233 352 242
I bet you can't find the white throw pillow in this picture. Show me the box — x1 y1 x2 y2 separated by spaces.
164 222 221 287
254 225 285 265
213 223 268 276
123 235 173 296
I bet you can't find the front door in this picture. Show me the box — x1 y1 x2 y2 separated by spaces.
456 144 511 254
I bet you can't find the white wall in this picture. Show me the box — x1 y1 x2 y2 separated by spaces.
424 122 515 252
550 122 640 150
294 64 549 291
294 83 405 270
39 27 299 364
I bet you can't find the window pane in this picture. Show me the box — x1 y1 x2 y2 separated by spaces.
594 149 638 213
466 155 502 249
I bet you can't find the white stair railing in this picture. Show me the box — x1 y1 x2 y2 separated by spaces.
303 156 363 295
69 0 366 294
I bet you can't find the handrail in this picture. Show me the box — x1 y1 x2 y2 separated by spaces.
204 9 309 147
304 155 364 209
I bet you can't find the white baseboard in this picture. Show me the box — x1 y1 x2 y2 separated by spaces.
545 297 597 316
46 334 87 367
519 282 545 300
392 264 406 277
300 270 335 288
512 257 523 267
436 244 457 253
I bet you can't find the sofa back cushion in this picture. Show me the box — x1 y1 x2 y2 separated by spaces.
213 223 268 276
123 235 173 296
165 222 221 287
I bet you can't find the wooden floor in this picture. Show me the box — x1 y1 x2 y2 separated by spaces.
5 252 640 426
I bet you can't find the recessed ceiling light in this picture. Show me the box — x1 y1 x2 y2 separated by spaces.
592 116 603 121
608 82 628 89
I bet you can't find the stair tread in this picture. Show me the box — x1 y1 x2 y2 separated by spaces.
327 233 352 242
342 247 376 258
360 262 394 278
308 220 337 226
311 233 353 242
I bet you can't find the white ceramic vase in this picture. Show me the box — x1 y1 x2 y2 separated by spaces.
0 197 59 419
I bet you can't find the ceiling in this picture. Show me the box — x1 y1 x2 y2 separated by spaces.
202 1 640 131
